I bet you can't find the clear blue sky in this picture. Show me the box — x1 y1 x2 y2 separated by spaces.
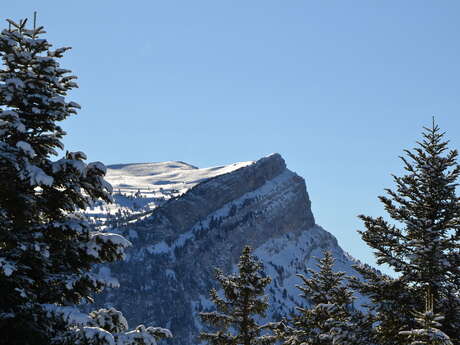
4 1 460 274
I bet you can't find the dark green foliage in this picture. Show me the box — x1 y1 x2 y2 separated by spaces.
349 265 418 345
354 120 460 344
0 18 130 344
399 290 453 345
277 251 373 345
199 246 274 345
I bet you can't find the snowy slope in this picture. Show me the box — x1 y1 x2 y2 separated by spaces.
107 160 253 196
91 154 365 345
86 160 253 225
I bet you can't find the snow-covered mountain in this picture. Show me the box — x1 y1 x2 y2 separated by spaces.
92 154 365 345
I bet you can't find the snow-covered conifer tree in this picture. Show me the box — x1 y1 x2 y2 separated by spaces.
73 308 172 345
353 120 460 344
400 290 453 345
199 246 274 345
0 17 169 345
281 251 373 345
349 265 417 345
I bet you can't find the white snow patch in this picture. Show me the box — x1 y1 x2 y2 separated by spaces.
0 258 16 276
21 161 53 186
16 141 36 157
97 266 120 288
147 241 169 254
43 304 91 326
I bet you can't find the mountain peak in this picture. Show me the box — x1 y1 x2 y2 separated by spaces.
92 154 360 345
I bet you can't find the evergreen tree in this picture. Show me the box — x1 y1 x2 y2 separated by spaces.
0 17 170 345
400 291 453 345
353 120 460 344
349 265 418 345
199 246 274 345
74 308 172 345
280 251 373 345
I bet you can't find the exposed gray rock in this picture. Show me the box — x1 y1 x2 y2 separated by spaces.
93 154 361 345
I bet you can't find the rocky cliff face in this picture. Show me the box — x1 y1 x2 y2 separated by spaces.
92 154 362 345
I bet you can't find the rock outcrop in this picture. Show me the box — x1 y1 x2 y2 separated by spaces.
93 154 361 345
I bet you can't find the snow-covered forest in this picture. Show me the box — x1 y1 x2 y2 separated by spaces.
0 17 459 345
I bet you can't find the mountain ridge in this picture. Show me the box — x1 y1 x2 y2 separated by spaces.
91 153 364 345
